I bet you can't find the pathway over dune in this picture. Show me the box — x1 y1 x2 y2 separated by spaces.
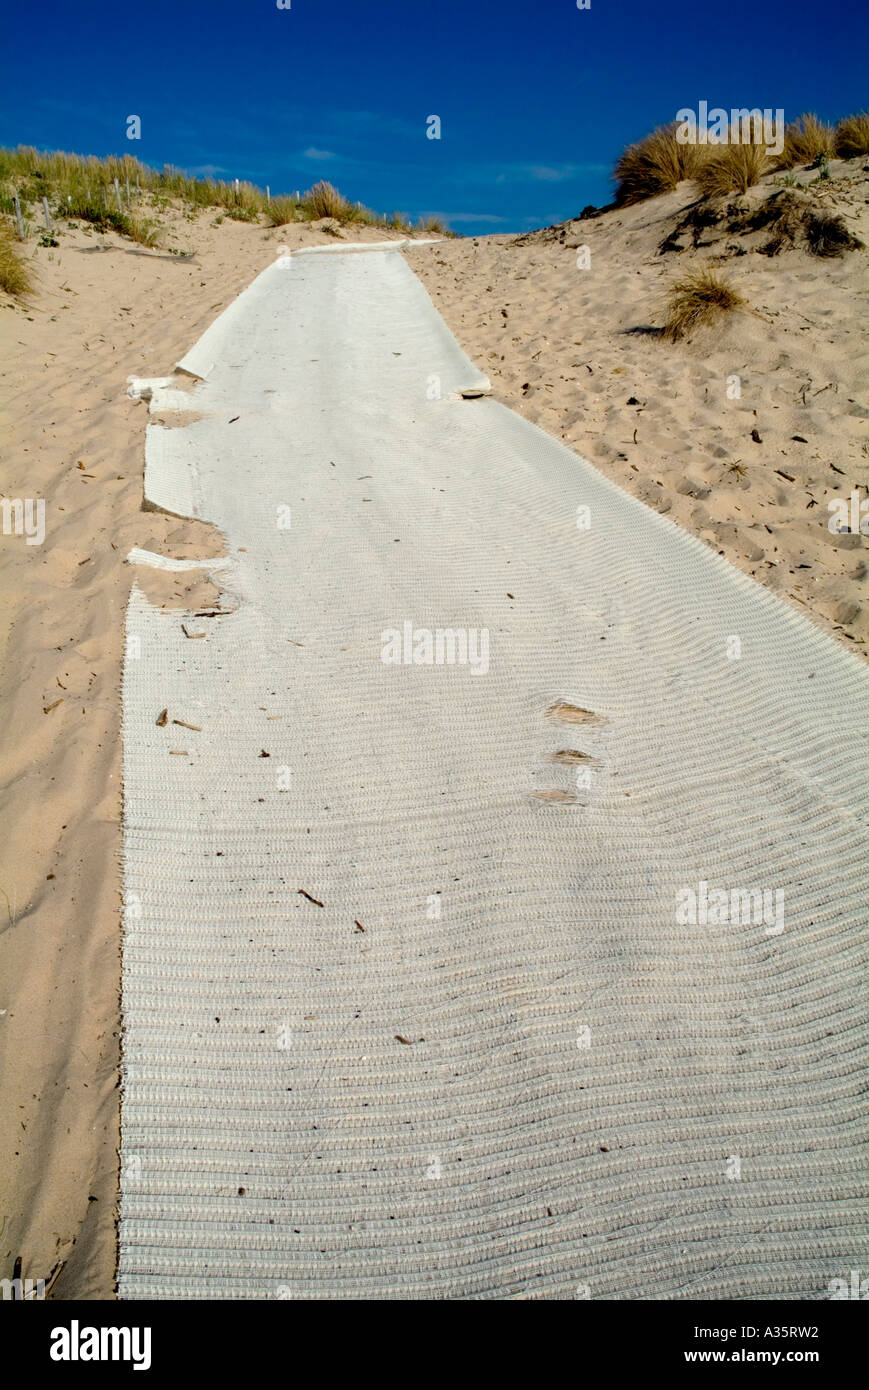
119 247 868 1299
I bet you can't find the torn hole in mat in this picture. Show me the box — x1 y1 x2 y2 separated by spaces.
545 701 608 728
127 373 201 409
125 548 230 573
148 410 207 430
130 565 224 614
547 749 600 766
125 532 231 613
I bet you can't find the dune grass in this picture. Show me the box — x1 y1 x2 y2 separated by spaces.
614 105 869 206
614 124 709 204
307 180 351 219
663 266 745 341
126 214 161 247
834 112 869 158
0 221 32 296
416 214 449 235
264 195 299 226
695 142 772 196
781 114 835 168
0 146 445 250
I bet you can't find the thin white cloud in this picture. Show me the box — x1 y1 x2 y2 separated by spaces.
302 146 337 160
528 164 579 182
494 162 607 184
436 212 510 224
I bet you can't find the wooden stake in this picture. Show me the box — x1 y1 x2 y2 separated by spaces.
42 197 52 232
13 195 24 240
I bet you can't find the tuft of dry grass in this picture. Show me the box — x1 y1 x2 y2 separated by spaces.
746 189 807 255
781 113 835 168
614 124 709 204
0 220 32 296
804 211 864 257
308 180 350 220
663 266 745 341
223 180 262 220
834 111 869 158
416 214 449 235
338 200 376 226
695 142 772 196
265 195 298 226
126 214 161 248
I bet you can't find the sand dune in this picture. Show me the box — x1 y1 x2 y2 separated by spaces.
408 159 869 651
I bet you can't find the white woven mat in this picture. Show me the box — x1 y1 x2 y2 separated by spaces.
119 248 869 1300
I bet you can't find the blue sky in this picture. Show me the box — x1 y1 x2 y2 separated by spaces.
1 0 867 235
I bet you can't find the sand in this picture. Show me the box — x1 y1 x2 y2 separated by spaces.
407 158 869 649
0 164 866 1297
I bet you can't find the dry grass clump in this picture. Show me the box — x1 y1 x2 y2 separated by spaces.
834 111 869 158
223 180 262 220
663 266 745 341
0 220 31 296
745 189 807 255
416 214 449 235
265 195 298 226
308 180 350 219
695 142 772 196
614 124 709 204
126 214 161 248
781 114 835 168
804 210 863 257
345 202 381 226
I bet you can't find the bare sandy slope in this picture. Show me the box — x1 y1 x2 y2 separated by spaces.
0 208 415 1298
1 167 866 1297
407 159 869 651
